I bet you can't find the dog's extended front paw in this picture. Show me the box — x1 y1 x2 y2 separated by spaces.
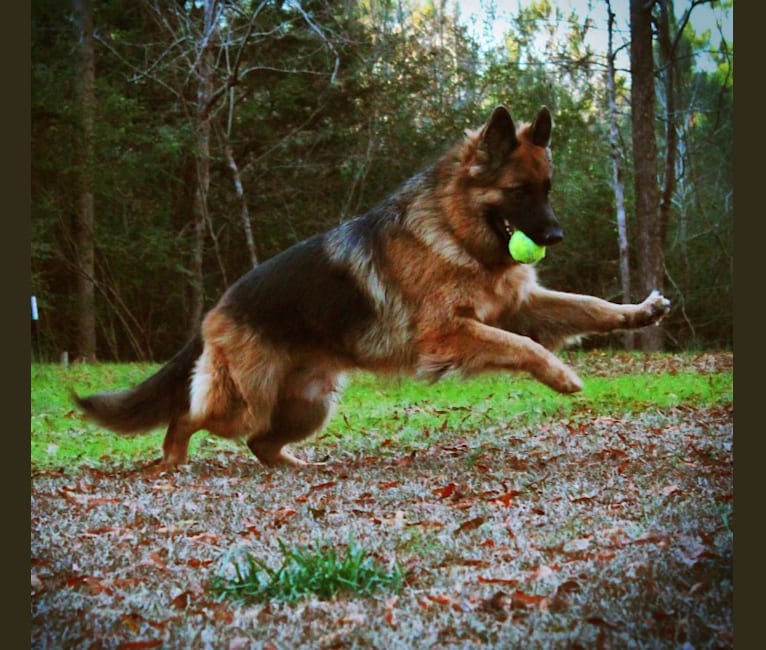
534 358 583 394
556 367 584 394
631 290 671 328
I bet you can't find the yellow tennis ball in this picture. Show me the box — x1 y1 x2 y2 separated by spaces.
508 230 546 264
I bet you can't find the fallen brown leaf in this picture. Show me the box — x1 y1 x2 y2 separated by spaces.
170 590 194 610
586 615 620 630
433 482 457 499
117 641 162 650
478 576 519 586
510 590 549 610
454 516 485 535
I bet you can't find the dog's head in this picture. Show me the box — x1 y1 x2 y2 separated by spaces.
460 105 563 263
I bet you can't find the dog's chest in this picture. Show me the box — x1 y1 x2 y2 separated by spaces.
471 264 535 323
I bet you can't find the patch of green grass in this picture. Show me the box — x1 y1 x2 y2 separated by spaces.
32 364 158 469
211 540 404 603
31 363 241 469
326 368 732 453
31 354 732 470
574 372 732 413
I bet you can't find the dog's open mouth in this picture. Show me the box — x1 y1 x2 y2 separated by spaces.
488 213 515 253
483 199 522 255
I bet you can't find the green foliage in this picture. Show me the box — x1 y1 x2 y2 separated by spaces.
31 1 733 359
211 539 404 603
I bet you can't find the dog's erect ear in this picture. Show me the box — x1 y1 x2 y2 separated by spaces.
530 106 552 148
477 106 519 169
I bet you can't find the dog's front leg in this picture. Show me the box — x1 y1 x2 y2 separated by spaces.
417 319 583 393
505 288 671 350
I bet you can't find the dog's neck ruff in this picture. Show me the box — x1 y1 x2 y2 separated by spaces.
407 206 479 271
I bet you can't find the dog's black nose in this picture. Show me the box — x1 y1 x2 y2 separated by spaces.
541 227 563 246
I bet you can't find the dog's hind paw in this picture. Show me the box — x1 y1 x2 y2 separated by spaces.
253 447 327 468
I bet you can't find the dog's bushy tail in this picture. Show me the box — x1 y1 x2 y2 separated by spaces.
73 335 203 434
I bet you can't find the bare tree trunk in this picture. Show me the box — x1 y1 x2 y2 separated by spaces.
223 142 259 267
74 0 97 361
220 20 260 269
606 0 633 350
657 0 678 246
629 0 664 351
188 0 216 337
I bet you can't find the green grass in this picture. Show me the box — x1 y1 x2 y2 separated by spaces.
211 540 404 603
31 363 240 469
31 353 733 470
324 364 732 453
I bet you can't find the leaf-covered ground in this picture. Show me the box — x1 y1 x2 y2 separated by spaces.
31 353 733 649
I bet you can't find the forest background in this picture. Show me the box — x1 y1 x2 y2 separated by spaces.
30 0 734 362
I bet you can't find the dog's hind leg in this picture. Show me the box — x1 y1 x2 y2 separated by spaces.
247 368 344 467
246 401 325 467
161 414 198 466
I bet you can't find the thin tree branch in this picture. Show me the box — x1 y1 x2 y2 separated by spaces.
93 31 184 101
292 1 341 85
671 0 712 56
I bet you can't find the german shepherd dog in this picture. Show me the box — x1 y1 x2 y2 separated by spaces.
75 106 670 467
